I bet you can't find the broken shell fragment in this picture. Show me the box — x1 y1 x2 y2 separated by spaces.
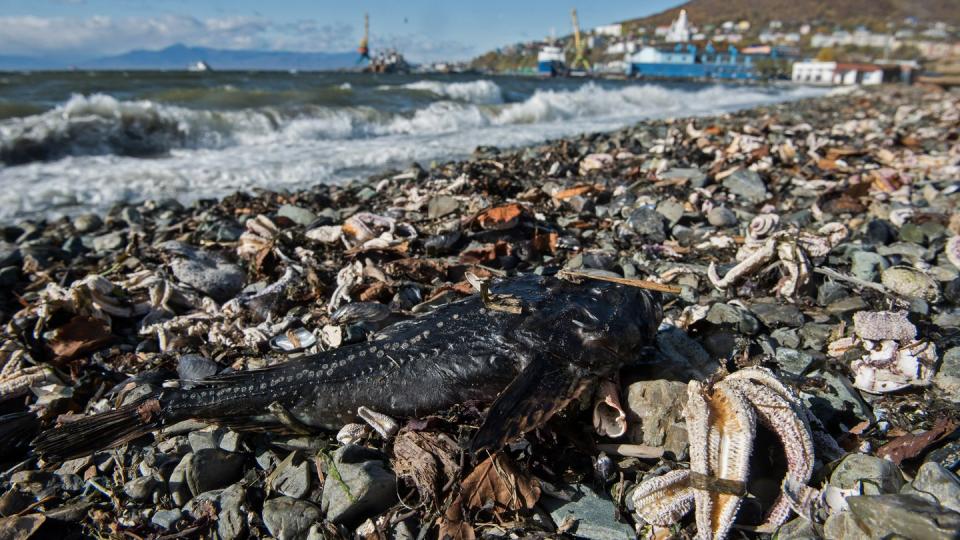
358 406 400 440
268 328 317 352
331 302 391 325
748 214 780 239
336 423 371 445
592 379 627 438
852 310 916 342
850 340 936 394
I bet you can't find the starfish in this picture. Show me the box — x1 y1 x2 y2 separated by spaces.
632 367 816 540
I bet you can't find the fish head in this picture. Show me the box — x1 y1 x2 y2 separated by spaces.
521 278 662 372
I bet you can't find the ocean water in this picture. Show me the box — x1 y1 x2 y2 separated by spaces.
0 72 827 221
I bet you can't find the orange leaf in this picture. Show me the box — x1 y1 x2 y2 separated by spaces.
552 185 593 200
477 204 523 231
437 495 475 540
461 453 540 513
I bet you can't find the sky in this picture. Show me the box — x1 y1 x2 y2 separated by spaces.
0 0 684 62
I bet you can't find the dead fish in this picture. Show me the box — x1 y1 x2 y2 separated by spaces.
33 274 661 461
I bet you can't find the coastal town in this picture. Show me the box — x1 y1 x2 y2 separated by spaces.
469 3 959 87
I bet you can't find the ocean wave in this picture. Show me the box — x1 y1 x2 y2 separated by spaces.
397 79 504 105
0 82 821 167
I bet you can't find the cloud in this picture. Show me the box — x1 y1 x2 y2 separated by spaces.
0 14 475 62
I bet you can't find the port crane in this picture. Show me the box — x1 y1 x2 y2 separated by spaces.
569 8 591 72
357 12 370 63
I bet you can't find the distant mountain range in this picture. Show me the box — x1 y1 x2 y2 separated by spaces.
0 44 362 71
621 0 960 31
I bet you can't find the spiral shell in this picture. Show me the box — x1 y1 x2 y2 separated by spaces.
748 214 780 239
888 208 914 228
946 236 960 271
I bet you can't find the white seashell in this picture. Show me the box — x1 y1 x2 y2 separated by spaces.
748 213 780 239
592 379 627 438
336 423 370 445
946 236 960 271
888 208 914 227
357 406 400 440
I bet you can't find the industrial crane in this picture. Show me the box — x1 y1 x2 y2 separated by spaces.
357 12 370 63
570 8 591 72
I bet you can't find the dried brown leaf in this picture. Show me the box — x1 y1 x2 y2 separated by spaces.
460 453 540 513
552 185 593 200
476 204 523 230
437 496 475 540
48 316 113 359
877 418 958 465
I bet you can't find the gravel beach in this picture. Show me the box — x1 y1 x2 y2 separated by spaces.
1 85 959 540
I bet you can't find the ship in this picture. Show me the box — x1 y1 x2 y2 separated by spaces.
537 45 566 77
358 13 411 74
187 60 212 72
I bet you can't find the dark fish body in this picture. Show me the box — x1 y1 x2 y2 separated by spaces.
34 274 661 460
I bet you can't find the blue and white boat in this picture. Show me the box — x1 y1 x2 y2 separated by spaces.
627 43 763 80
537 45 566 77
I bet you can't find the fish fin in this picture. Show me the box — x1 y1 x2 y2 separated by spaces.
33 397 164 462
470 357 586 454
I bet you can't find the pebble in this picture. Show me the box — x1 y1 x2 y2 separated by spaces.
90 231 126 251
830 453 904 495
262 496 323 540
850 250 888 282
722 168 768 203
217 483 248 540
541 483 635 540
277 204 317 226
320 445 397 525
72 213 103 233
706 206 738 228
270 452 312 499
427 196 459 219
904 462 960 513
124 474 160 502
186 448 245 496
162 241 245 302
625 379 689 458
934 347 960 399
151 508 183 529
624 207 666 243
750 302 804 328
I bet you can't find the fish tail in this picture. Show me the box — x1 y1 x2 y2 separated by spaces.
33 396 165 461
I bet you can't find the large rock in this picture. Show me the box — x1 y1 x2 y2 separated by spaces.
541 484 635 540
625 379 688 458
847 493 960 540
830 453 904 495
823 511 869 540
904 462 960 514
262 496 322 540
722 169 768 203
161 241 245 302
186 449 245 496
320 445 397 525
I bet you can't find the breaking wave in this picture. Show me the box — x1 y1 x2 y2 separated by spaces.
0 83 820 166
0 79 827 220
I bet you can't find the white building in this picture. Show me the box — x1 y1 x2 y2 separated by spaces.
594 23 623 37
792 61 837 85
666 9 692 42
792 61 889 86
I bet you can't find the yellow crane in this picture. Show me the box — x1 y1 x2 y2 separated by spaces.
570 8 590 71
357 12 370 62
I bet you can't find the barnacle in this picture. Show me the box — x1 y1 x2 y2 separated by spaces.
633 367 816 540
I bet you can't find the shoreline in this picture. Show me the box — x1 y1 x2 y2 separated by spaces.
1 85 959 538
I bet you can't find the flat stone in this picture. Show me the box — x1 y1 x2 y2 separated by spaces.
427 196 459 219
655 200 684 225
91 231 126 251
262 496 322 540
775 348 814 376
186 449 244 496
847 493 960 540
161 241 245 302
188 430 221 452
706 206 738 228
805 371 874 426
904 462 960 513
625 207 666 243
722 168 768 203
850 250 888 282
799 323 834 351
625 379 688 458
823 510 869 540
776 516 820 539
827 295 869 315
72 213 102 234
830 453 904 495
151 509 183 530
934 347 960 399
123 474 160 502
659 167 706 187
541 484 635 540
750 303 804 328
270 452 312 499
168 453 193 506
770 328 800 349
217 483 248 540
277 205 317 226
320 445 397 525
706 303 759 334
